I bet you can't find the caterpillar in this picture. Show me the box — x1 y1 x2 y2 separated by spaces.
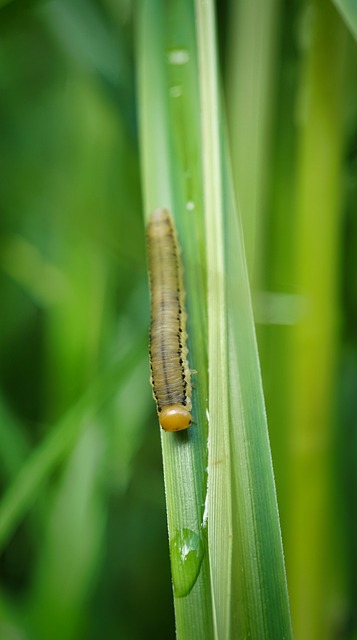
147 208 192 432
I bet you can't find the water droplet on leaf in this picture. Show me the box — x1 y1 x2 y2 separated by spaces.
170 528 205 597
167 48 190 65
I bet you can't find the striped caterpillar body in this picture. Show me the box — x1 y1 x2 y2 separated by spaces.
147 208 192 432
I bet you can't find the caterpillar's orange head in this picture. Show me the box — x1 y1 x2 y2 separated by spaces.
159 405 192 432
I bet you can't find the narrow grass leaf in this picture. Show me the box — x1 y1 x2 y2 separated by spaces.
195 0 293 637
137 1 213 637
288 2 347 636
332 0 357 41
194 1 231 637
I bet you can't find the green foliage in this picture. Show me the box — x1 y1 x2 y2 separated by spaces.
0 1 356 639
333 0 357 40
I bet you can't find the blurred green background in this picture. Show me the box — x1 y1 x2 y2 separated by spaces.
0 0 356 639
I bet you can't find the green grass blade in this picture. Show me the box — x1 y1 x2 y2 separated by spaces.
225 0 280 280
332 0 357 40
288 2 347 637
195 1 292 637
194 2 231 636
137 2 213 638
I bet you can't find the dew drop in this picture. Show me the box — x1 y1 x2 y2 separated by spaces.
186 200 195 211
170 528 205 597
167 48 190 65
170 85 183 98
202 491 208 529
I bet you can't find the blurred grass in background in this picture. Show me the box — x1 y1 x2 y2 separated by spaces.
0 0 356 639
